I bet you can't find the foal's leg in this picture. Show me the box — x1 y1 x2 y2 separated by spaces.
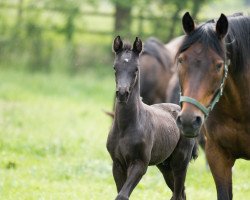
115 160 147 200
113 161 127 192
206 139 235 200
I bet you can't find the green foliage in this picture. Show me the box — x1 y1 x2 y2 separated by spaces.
0 0 249 73
0 0 215 73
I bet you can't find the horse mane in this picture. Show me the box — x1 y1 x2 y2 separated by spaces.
122 42 132 51
178 20 226 60
142 37 172 70
178 13 250 73
225 14 250 73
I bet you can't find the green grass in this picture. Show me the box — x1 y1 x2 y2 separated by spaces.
0 69 249 200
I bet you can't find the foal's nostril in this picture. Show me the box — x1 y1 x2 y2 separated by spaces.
116 88 130 102
125 91 129 97
193 116 202 128
116 91 119 97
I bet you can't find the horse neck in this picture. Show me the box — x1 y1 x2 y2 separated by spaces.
115 75 143 130
215 68 250 118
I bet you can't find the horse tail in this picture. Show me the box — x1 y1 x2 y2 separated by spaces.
103 110 114 118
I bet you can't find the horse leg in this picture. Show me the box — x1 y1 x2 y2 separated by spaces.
206 139 235 200
156 163 174 192
113 161 127 192
172 166 188 200
115 160 147 200
170 136 195 200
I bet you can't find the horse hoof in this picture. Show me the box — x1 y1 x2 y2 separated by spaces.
115 194 129 200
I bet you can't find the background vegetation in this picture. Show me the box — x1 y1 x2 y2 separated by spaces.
0 0 249 73
0 0 250 199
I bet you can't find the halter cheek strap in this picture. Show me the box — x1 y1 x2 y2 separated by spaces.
180 61 229 118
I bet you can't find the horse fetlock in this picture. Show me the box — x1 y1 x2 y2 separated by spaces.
115 194 129 200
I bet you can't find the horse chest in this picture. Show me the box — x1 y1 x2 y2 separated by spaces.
206 119 250 159
108 127 153 164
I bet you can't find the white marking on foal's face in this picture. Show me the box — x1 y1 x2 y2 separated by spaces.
121 52 132 64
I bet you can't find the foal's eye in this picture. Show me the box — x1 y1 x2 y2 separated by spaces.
216 63 223 72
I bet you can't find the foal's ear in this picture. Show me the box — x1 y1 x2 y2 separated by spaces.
113 35 123 53
216 14 228 39
182 12 195 35
132 37 142 55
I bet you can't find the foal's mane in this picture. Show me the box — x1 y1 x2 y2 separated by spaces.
178 13 250 73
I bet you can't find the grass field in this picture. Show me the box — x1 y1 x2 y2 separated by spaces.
0 68 249 200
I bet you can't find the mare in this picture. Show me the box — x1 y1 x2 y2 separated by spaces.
140 37 174 104
176 12 250 199
165 36 206 155
166 73 206 151
106 36 197 200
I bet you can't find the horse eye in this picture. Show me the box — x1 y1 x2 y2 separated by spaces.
178 57 183 64
135 67 138 72
216 63 223 71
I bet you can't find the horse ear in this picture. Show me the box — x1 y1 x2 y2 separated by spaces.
182 12 195 35
216 14 228 39
113 35 123 53
133 37 142 54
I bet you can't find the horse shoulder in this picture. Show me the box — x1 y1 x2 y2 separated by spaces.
106 121 121 156
205 117 250 159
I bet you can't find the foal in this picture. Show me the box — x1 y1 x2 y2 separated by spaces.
107 36 197 200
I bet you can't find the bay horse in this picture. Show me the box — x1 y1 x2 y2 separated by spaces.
140 37 174 104
107 36 197 200
166 73 206 152
176 12 250 199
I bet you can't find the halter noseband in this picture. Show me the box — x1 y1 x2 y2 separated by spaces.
180 60 229 118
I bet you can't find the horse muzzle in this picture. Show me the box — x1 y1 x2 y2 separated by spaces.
116 87 130 103
176 112 203 138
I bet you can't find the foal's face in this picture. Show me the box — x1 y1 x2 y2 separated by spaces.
113 36 142 103
176 12 228 138
114 51 139 103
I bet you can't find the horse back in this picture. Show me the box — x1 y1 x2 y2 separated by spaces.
150 103 180 119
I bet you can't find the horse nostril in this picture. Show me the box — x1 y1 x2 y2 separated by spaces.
116 91 119 97
176 115 182 127
193 116 202 128
125 91 129 97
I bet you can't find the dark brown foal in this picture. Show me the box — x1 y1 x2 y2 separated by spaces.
107 36 197 200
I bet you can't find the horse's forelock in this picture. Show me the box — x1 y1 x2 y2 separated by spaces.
123 42 132 51
178 21 226 60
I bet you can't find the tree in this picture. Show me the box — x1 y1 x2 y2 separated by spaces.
112 0 133 36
